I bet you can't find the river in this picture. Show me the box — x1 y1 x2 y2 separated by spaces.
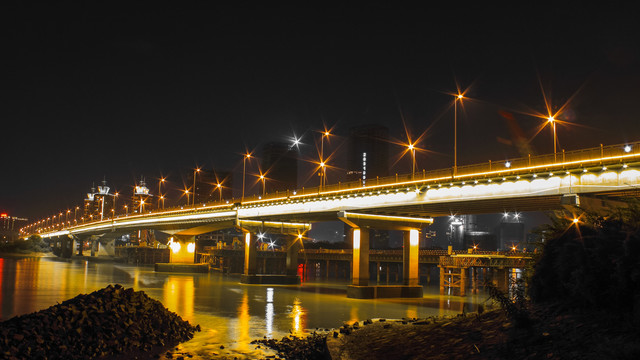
0 255 492 358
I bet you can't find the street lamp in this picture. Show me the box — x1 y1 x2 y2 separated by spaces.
184 189 190 206
259 174 266 197
454 94 464 175
158 177 165 209
320 130 330 187
124 205 128 216
113 192 119 218
242 153 251 201
408 143 416 179
548 116 557 161
192 167 200 206
216 183 223 202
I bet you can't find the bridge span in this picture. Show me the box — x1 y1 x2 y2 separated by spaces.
20 141 640 298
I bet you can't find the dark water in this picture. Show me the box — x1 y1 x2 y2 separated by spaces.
0 256 491 358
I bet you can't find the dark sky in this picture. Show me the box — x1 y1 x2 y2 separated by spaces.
3 2 640 223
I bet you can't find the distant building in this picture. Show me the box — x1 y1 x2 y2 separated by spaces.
131 178 153 213
346 124 389 184
83 180 115 221
1 213 27 243
497 213 525 250
186 169 233 204
260 142 298 193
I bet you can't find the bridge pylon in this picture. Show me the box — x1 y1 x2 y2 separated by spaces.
338 211 433 298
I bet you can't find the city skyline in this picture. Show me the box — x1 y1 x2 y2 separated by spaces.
3 3 640 222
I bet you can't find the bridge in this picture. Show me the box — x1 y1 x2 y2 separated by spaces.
20 141 640 298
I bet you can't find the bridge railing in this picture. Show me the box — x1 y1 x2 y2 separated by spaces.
25 141 640 236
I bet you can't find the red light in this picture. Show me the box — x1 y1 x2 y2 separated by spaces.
0 213 8 218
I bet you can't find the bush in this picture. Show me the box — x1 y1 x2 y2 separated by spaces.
529 203 640 318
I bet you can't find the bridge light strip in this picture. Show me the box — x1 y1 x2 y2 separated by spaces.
339 211 434 225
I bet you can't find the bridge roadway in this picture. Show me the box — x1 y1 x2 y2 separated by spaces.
21 141 640 298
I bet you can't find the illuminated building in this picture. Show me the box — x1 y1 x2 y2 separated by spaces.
131 177 154 213
346 124 389 184
83 180 115 220
260 142 298 193
1 213 27 243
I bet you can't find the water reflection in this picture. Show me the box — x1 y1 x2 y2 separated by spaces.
1 257 497 358
163 275 195 321
265 288 274 337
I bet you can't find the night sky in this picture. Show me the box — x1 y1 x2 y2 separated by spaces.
3 3 640 228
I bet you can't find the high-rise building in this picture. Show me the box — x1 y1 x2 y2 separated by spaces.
260 142 298 193
346 124 389 184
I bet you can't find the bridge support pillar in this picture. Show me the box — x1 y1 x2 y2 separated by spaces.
351 228 370 286
243 232 257 276
240 232 301 285
402 229 420 287
286 237 302 276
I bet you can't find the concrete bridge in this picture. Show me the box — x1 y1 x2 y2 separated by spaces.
21 141 640 298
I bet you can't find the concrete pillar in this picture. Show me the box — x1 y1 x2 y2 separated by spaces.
243 232 257 276
496 268 509 292
286 237 302 276
402 229 420 286
460 267 467 296
352 228 370 286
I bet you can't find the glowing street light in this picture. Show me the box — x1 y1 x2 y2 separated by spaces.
408 143 416 179
192 167 200 206
158 177 165 209
454 93 464 175
216 183 223 202
259 174 266 197
548 116 557 161
184 189 190 206
242 153 252 201
320 130 331 188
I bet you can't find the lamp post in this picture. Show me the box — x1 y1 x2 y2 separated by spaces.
124 205 128 216
158 177 165 209
192 168 200 206
548 116 557 161
408 143 416 180
454 94 463 176
259 174 266 197
242 153 251 201
113 192 119 218
320 130 330 187
216 183 222 202
74 206 79 223
184 189 190 206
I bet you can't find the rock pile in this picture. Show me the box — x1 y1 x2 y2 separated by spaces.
0 284 200 359
251 332 328 360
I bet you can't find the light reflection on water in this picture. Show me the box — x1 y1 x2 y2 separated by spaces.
1 257 492 358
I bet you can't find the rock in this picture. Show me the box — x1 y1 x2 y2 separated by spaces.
0 284 199 360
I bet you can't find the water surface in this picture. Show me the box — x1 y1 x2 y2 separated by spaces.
0 256 491 358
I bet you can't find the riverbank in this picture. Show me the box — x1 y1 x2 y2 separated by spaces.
248 302 640 360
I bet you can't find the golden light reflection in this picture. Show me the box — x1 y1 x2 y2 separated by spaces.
406 305 418 320
289 297 306 336
163 276 195 322
236 291 250 351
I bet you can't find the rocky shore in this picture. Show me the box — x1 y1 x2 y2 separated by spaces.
252 303 640 360
0 285 200 359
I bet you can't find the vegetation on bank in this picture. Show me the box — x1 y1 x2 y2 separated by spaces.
0 235 50 254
